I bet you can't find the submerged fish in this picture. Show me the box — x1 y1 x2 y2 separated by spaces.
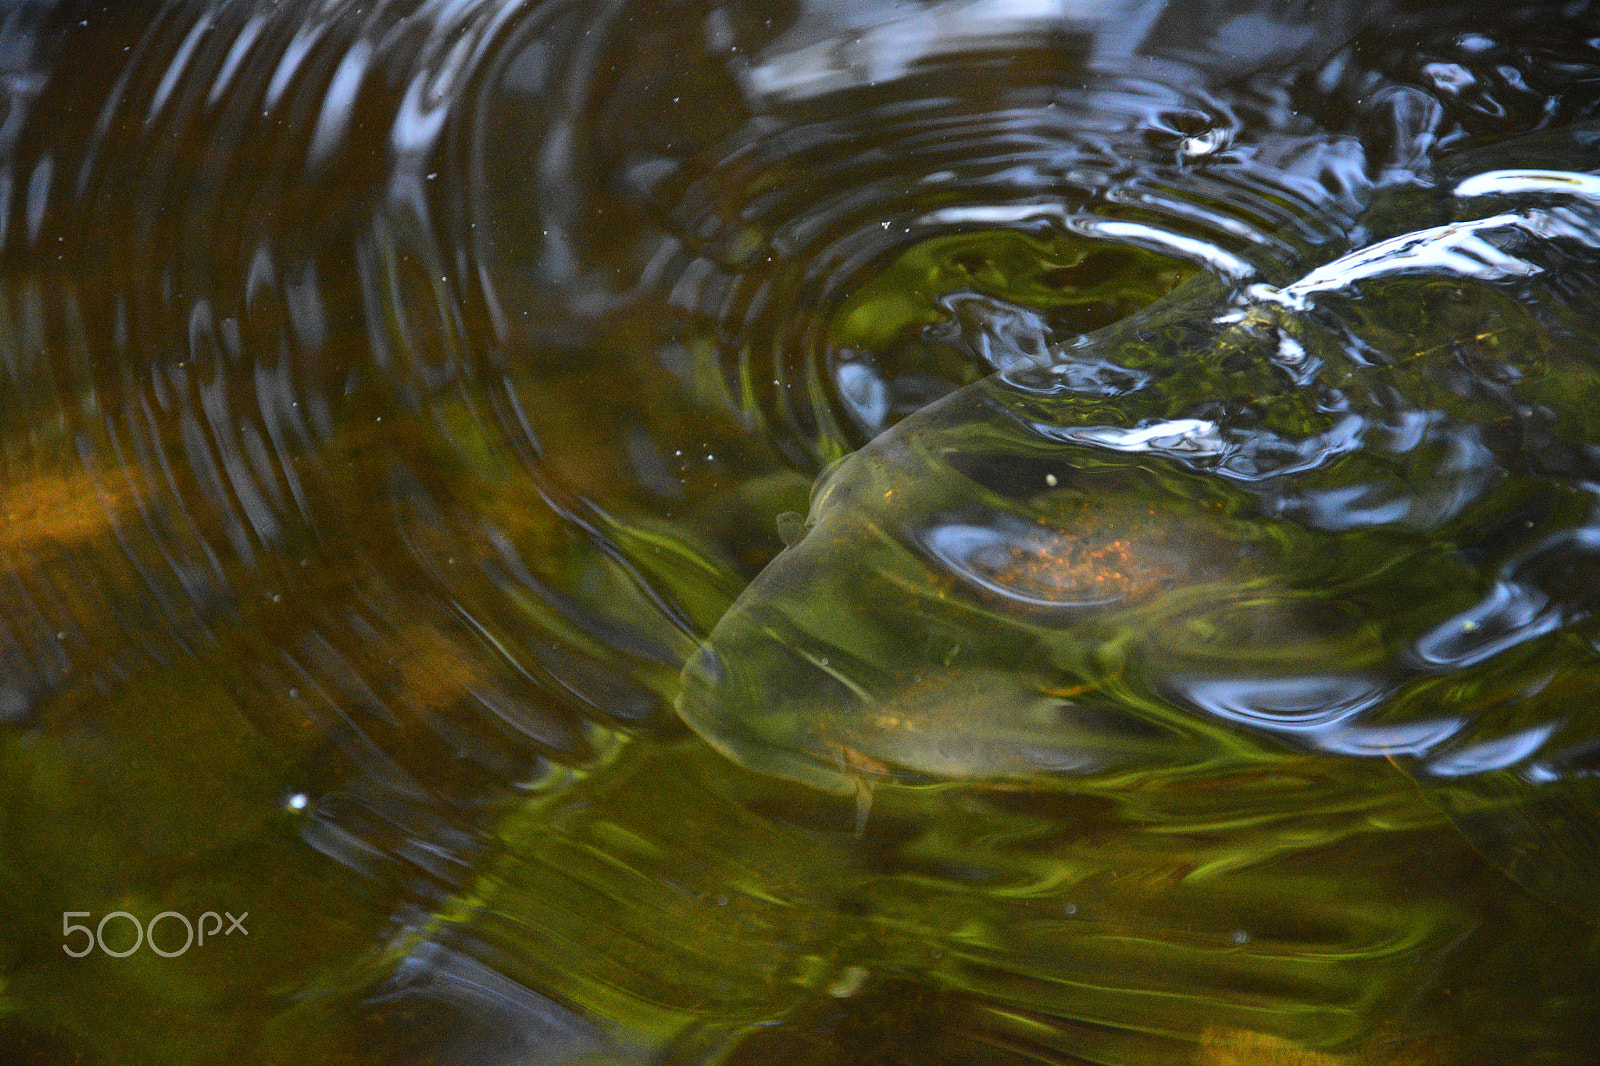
679 124 1600 912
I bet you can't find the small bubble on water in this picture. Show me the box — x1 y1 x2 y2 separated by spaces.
1064 902 1077 915
286 792 309 812
1179 127 1231 159
1231 929 1250 945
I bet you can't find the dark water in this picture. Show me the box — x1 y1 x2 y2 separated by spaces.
1 1 1599 1063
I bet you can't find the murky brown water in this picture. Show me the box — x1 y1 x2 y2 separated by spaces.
1 1 1599 1063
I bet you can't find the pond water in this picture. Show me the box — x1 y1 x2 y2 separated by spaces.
1 1 1599 1063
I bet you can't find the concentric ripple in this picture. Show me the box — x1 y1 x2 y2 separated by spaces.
469 13 1394 470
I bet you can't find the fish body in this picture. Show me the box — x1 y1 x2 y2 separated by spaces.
678 127 1600 920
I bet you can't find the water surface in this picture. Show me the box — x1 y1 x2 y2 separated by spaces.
1 1 1599 1063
